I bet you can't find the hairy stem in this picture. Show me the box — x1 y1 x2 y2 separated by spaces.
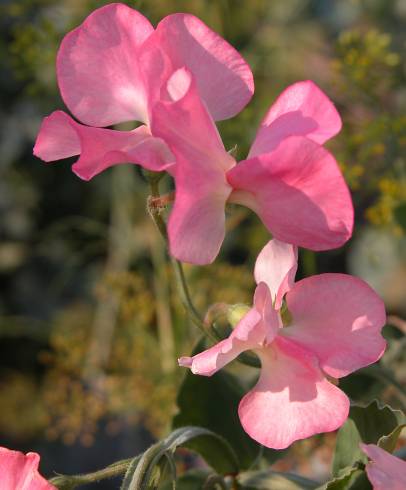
49 457 135 488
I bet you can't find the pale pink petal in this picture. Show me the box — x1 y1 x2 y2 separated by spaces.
179 304 265 376
0 447 55 489
34 111 174 180
253 282 282 342
153 13 254 120
361 444 406 490
249 81 342 157
227 136 354 251
254 239 298 309
151 72 234 264
281 274 386 378
57 3 153 126
238 337 349 450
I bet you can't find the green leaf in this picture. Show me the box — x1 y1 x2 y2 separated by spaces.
394 202 406 230
377 423 406 453
160 470 211 490
332 400 405 476
359 364 406 401
173 339 283 469
238 469 319 489
121 426 238 490
321 467 371 490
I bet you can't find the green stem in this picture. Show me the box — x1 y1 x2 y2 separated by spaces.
147 175 217 342
171 257 219 342
146 174 260 369
49 457 135 489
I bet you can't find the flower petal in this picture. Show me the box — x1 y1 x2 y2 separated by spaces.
179 307 263 376
249 80 342 157
153 13 254 120
227 136 354 251
151 70 234 264
282 274 386 378
33 111 81 161
0 447 55 489
361 443 406 490
254 239 298 309
34 111 174 180
57 3 153 126
238 337 349 449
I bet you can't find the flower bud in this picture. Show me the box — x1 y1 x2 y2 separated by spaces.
227 303 251 327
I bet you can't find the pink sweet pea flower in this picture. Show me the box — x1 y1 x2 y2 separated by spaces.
152 70 353 265
179 240 386 449
361 443 406 490
34 2 254 180
0 446 55 489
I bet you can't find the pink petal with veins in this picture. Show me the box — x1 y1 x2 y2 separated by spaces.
151 70 235 264
282 273 386 378
227 136 353 251
153 13 254 120
254 239 298 309
179 283 280 376
34 111 174 180
249 80 341 157
238 336 349 449
178 307 262 376
57 3 153 126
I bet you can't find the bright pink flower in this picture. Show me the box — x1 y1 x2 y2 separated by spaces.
179 240 386 449
34 2 254 180
152 71 353 264
361 443 406 490
0 446 55 489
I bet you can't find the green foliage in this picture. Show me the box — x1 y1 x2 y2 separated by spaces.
51 426 237 489
332 400 405 476
238 470 319 489
173 340 264 469
394 202 406 231
160 469 211 490
120 426 237 489
321 468 370 490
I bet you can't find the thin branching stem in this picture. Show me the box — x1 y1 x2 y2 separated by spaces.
146 174 260 368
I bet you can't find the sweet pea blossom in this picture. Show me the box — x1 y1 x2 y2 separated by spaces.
0 446 55 489
33 2 254 180
361 443 406 490
152 70 353 264
179 240 386 449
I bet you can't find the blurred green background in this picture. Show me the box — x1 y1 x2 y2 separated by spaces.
0 0 405 486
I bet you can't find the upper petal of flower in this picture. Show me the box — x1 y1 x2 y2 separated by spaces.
33 111 174 180
281 274 386 378
254 239 298 309
152 13 254 120
238 336 349 449
249 80 342 157
57 3 153 127
151 69 235 264
227 136 354 251
361 443 406 490
0 447 55 489
179 306 263 376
